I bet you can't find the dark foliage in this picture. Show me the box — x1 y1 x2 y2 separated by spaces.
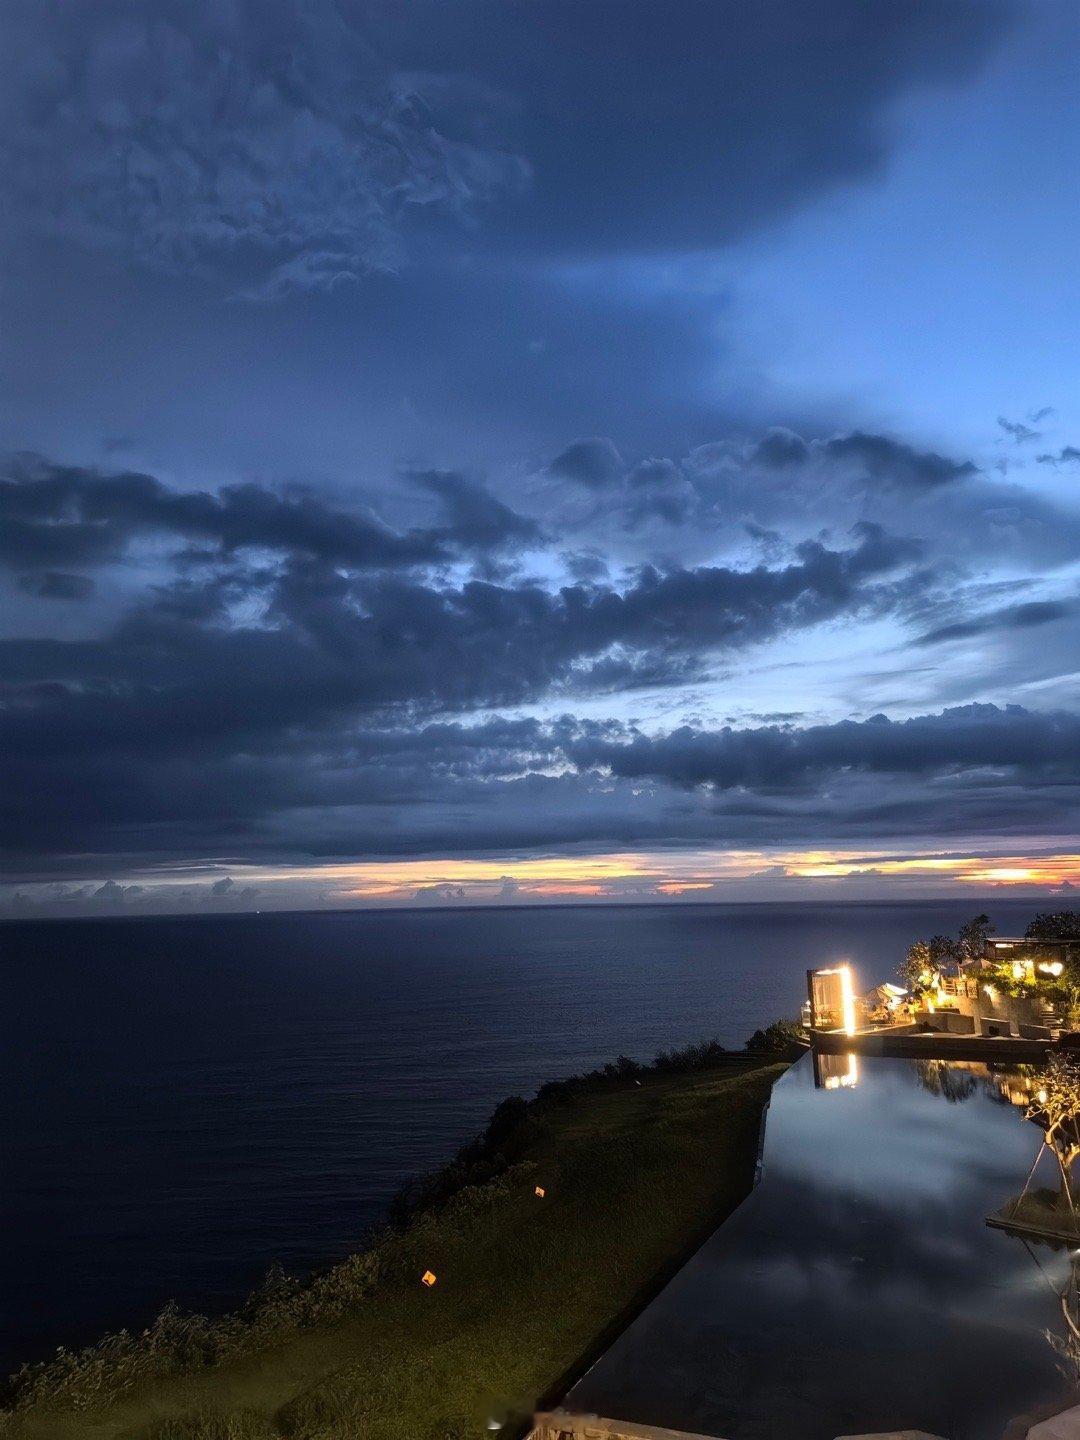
1027 911 1080 941
744 1019 806 1060
387 1094 536 1225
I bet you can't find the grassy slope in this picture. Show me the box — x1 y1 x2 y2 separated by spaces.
4 1061 784 1440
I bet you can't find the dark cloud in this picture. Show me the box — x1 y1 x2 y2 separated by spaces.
620 459 698 528
0 454 441 569
821 432 978 489
997 416 1041 444
390 0 1011 258
207 876 260 904
549 437 625 486
3 431 1076 886
1 1 1010 296
1 0 528 297
1037 446 1080 468
0 454 538 572
2 519 916 738
16 571 96 601
91 879 143 904
0 489 933 870
412 883 466 902
628 459 683 489
546 424 987 539
406 468 542 551
565 703 1080 791
915 598 1074 647
545 445 698 525
753 428 811 468
562 551 610 584
5 700 1077 879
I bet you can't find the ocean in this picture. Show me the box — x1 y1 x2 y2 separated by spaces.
0 897 1056 1373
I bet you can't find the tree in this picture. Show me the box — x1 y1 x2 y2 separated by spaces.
1053 980 1080 1030
1027 911 1080 942
901 935 962 993
1022 1053 1080 1214
900 939 934 994
957 912 995 964
745 1019 805 1058
929 932 962 973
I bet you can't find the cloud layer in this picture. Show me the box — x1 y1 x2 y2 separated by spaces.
3 427 1078 897
5 0 1080 918
1 0 1010 296
0 0 528 296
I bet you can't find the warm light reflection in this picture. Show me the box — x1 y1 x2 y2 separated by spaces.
819 1053 859 1091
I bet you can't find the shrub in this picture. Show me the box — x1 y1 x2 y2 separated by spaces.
744 1019 805 1059
387 1094 536 1224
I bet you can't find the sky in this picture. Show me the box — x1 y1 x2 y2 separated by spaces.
1 0 1079 915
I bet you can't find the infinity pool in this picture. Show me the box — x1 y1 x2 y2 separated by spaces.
562 1053 1080 1440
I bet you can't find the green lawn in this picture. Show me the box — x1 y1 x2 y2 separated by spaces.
2 1060 784 1440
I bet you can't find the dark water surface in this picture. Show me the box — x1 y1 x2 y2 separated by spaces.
568 1052 1079 1440
0 898 1056 1374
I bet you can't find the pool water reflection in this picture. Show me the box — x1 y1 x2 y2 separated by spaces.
564 1053 1080 1440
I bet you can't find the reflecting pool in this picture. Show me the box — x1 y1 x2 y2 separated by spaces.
563 1053 1080 1440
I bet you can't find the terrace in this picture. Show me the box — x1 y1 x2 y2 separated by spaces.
804 927 1080 1063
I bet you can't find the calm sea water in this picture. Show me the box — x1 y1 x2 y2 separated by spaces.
0 898 1056 1374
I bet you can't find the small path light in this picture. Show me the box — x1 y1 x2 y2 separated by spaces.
534 1185 546 1198
421 1270 437 1287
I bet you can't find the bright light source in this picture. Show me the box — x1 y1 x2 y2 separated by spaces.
534 1185 546 1198
838 963 856 1035
815 963 857 1034
421 1270 437 1287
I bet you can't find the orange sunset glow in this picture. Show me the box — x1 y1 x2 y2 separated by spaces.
219 848 1080 906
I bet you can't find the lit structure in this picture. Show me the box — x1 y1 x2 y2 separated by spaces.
806 964 857 1035
981 937 1078 973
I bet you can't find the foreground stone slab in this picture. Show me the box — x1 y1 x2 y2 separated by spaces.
835 1432 948 1440
534 1422 952 1440
533 1414 723 1440
1026 1404 1080 1440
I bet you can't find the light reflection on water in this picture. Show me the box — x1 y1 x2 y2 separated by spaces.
566 1053 1080 1440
